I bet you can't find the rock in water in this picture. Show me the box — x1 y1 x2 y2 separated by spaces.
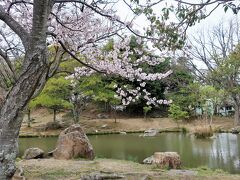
142 128 159 137
143 152 181 169
231 126 240 134
120 131 127 135
53 124 94 160
22 148 44 160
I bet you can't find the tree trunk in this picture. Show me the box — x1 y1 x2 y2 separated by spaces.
0 56 48 179
0 1 53 178
73 104 80 123
0 113 24 179
27 109 31 127
75 109 80 123
234 104 240 126
53 109 57 122
114 108 117 123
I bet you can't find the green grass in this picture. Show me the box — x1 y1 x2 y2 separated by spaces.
193 166 229 176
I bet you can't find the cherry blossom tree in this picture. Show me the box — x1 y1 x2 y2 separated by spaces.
0 1 175 178
0 0 238 179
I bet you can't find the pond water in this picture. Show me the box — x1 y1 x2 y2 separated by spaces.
19 133 240 174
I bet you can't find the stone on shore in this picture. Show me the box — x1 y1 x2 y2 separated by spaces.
143 152 181 169
22 147 44 160
12 167 26 180
96 113 109 119
81 172 125 180
168 169 197 176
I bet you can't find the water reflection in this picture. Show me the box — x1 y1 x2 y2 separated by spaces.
19 133 240 173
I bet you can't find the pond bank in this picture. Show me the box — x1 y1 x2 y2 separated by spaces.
20 116 235 137
19 126 235 138
19 127 183 137
16 158 240 180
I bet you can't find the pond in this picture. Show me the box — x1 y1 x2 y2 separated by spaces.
19 133 240 174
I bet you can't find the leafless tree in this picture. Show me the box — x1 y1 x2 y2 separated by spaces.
185 18 240 125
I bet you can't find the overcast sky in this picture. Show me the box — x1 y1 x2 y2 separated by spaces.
115 1 239 37
115 1 240 70
188 5 239 35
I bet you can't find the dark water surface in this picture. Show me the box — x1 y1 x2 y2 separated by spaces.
19 133 240 174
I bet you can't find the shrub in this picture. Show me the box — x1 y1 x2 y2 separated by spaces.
143 106 152 120
168 104 189 120
194 126 213 138
181 127 188 133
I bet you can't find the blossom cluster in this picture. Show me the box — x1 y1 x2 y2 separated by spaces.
67 37 172 107
115 86 172 106
72 37 172 81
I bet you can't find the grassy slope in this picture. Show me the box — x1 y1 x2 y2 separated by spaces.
17 158 240 180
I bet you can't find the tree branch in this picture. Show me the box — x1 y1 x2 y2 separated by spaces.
53 0 158 41
0 49 17 81
58 40 104 73
0 5 29 49
48 47 65 78
175 0 233 6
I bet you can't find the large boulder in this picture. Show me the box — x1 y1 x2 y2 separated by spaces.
53 124 94 160
22 148 44 160
143 152 181 169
